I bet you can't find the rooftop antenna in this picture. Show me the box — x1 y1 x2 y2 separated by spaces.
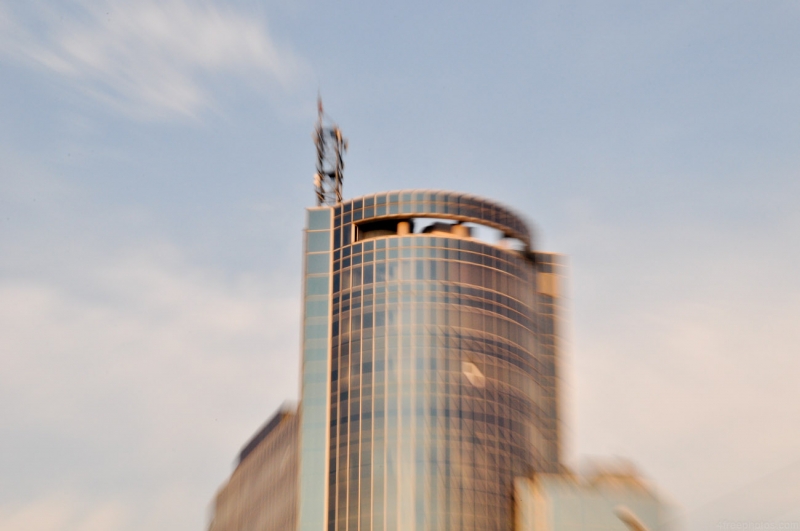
313 97 348 206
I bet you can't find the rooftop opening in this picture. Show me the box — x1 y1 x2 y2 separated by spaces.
355 217 527 252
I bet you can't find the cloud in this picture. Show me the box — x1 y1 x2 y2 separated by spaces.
0 0 306 118
0 493 129 531
560 208 800 530
0 241 302 529
0 155 303 529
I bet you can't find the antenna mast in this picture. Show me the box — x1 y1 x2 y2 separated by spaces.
313 98 348 206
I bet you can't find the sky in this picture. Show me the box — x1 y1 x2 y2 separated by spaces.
1 0 799 529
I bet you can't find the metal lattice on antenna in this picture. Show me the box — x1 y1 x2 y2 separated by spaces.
313 98 348 206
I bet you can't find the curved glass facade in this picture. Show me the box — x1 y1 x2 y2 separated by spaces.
332 190 533 249
309 191 559 531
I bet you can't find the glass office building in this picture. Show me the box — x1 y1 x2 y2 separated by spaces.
298 190 564 531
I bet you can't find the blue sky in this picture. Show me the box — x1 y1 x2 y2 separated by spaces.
1 1 799 529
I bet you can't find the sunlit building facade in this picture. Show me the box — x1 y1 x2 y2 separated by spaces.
209 409 299 531
297 191 564 531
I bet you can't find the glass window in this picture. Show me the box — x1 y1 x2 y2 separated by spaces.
307 231 330 252
307 253 331 274
305 319 327 339
306 299 329 317
307 276 329 295
308 208 331 230
415 260 425 280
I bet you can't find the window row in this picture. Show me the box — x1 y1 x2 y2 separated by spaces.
330 332 540 377
335 281 535 321
333 314 533 354
333 191 529 242
333 236 531 276
334 300 535 333
334 262 532 305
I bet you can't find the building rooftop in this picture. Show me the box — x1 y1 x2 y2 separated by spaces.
237 406 296 465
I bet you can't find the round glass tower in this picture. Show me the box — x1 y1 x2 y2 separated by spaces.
306 190 559 531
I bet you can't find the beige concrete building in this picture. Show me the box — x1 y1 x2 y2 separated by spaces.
514 467 672 531
208 409 299 531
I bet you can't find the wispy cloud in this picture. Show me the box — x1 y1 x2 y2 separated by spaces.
0 1 306 119
0 242 301 530
0 154 302 530
0 494 129 531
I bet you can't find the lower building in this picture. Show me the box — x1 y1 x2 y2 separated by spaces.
514 467 672 531
208 408 299 531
